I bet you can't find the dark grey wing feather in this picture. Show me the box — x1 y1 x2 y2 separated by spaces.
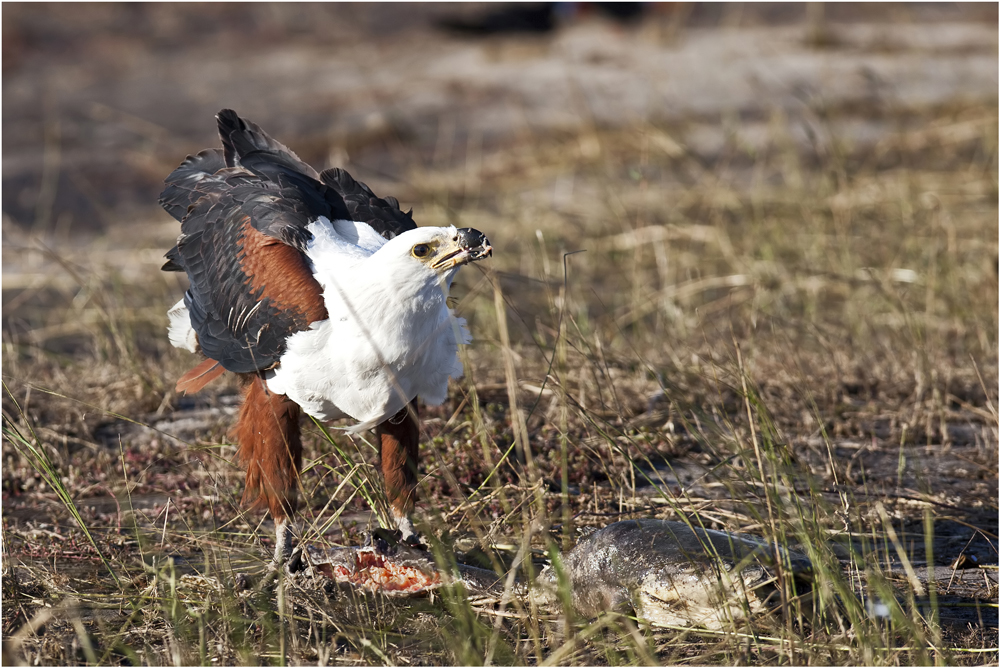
171 202 314 372
319 167 417 240
216 110 350 244
217 108 319 179
159 149 228 222
160 110 344 373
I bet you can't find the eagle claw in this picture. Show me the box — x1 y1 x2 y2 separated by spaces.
367 527 428 553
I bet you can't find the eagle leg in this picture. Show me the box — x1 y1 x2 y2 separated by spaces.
234 374 303 562
376 401 420 542
274 517 296 564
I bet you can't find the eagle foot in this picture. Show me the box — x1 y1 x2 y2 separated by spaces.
285 546 306 574
367 527 427 552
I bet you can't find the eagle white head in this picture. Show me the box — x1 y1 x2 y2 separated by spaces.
375 225 493 288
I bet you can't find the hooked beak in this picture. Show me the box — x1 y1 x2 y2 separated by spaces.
431 228 493 270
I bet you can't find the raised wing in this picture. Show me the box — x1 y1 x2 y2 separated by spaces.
216 109 320 180
320 167 417 241
161 110 350 374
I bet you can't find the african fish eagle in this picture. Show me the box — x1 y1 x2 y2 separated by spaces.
161 110 491 562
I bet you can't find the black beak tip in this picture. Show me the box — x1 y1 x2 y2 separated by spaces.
456 227 487 249
456 227 492 259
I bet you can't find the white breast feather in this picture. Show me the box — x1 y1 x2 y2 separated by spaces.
266 221 469 430
167 298 198 353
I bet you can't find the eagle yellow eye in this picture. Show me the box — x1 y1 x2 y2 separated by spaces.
412 243 431 258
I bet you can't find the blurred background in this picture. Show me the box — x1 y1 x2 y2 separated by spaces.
3 0 997 493
4 1 997 357
3 0 996 404
4 2 996 234
2 4 998 663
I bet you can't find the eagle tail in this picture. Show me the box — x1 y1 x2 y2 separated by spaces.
234 375 302 523
175 358 225 394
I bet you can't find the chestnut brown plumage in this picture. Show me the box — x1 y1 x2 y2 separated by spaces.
236 374 303 521
376 403 421 534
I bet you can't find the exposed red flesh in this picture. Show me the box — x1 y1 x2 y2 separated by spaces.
326 550 440 593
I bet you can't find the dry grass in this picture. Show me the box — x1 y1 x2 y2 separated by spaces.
3 91 997 665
